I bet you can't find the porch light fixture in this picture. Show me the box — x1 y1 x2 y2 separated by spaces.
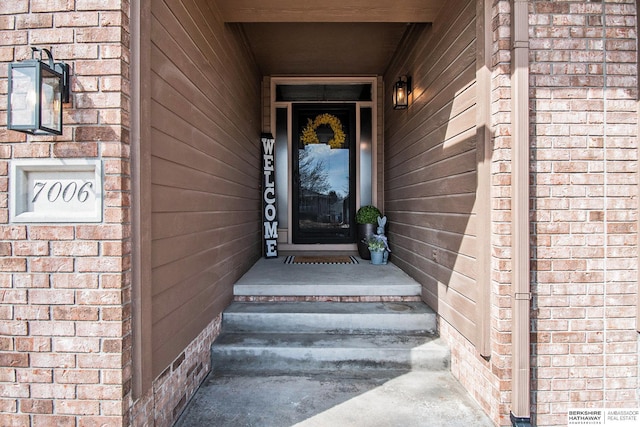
7 47 70 135
392 75 412 110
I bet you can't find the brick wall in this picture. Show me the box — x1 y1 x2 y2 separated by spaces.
444 1 639 426
529 1 639 425
1 1 260 426
130 316 221 427
1 1 132 425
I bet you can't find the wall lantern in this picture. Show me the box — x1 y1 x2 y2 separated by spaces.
392 75 412 110
7 47 70 135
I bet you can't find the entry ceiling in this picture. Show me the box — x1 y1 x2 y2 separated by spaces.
216 0 442 75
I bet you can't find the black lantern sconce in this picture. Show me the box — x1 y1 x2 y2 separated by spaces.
392 75 412 110
7 47 70 135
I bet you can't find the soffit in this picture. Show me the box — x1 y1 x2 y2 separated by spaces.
217 0 441 23
216 0 442 75
241 23 413 75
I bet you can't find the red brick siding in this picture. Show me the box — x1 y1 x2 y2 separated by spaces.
456 1 639 426
0 1 131 426
529 1 639 425
439 1 639 426
130 316 220 427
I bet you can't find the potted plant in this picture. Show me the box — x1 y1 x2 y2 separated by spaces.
356 205 381 259
367 234 390 265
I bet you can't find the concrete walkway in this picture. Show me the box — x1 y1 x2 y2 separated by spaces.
174 258 495 426
175 371 495 427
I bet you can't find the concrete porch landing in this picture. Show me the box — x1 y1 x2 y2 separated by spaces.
233 257 422 297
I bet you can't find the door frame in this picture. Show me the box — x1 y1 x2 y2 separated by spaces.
270 76 379 252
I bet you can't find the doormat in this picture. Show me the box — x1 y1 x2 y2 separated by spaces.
284 255 359 264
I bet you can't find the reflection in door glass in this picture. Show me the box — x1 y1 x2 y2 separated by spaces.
298 144 349 227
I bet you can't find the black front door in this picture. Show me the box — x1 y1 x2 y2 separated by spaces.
292 104 356 244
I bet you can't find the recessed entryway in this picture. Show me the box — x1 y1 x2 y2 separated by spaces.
269 77 379 251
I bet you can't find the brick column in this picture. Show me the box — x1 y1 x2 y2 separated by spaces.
529 1 639 425
1 1 132 426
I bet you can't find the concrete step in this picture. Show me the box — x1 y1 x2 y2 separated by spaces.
211 332 450 375
222 301 436 335
211 301 447 376
233 282 422 297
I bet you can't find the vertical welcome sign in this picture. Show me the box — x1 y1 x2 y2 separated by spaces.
262 133 278 258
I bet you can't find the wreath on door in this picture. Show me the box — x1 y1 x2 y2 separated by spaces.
300 113 346 149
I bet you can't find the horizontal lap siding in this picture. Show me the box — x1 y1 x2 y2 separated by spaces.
384 0 478 339
150 0 261 375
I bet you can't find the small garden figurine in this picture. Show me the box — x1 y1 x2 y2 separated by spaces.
376 215 387 235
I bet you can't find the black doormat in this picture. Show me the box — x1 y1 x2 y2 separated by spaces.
284 255 359 264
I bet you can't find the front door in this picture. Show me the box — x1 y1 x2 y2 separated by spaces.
292 104 356 244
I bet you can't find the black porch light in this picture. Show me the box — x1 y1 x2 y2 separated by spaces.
392 75 412 110
7 47 70 135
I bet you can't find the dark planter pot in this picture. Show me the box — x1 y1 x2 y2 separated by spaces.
357 223 376 260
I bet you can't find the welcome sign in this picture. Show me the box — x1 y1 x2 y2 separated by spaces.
262 133 278 258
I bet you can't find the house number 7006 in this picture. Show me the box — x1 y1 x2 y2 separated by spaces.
10 159 102 223
32 181 94 203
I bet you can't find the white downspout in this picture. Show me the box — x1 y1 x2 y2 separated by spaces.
511 0 532 425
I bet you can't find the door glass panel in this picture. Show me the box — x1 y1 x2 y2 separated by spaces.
292 104 356 244
275 108 288 228
360 107 372 207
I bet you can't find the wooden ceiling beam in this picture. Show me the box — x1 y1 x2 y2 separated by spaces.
217 0 440 23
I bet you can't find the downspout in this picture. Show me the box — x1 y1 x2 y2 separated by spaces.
510 0 532 426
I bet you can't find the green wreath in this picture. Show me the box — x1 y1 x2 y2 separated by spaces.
300 113 346 149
